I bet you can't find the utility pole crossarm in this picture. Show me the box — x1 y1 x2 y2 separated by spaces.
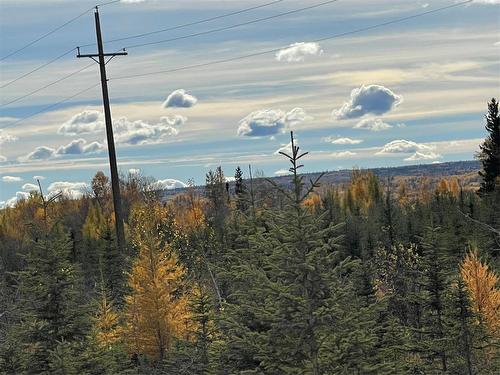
78 6 126 253
77 51 128 58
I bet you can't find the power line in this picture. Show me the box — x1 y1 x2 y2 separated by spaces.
112 0 472 81
0 0 121 80
1 1 331 106
78 0 285 48
2 0 472 128
0 62 95 108
1 83 100 129
1 48 76 89
0 9 90 62
125 0 341 50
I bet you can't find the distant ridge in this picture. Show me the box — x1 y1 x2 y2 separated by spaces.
161 160 480 198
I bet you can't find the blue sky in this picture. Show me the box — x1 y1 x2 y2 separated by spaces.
0 0 499 205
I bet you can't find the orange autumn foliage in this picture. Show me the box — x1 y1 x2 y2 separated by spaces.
436 177 460 197
303 193 322 213
168 191 207 232
123 205 194 361
460 248 500 335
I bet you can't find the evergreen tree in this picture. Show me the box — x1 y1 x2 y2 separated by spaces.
234 166 248 211
477 98 500 194
2 233 89 373
217 132 384 374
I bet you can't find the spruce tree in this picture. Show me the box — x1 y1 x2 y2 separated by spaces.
217 132 383 374
477 98 500 194
234 166 248 211
5 233 89 373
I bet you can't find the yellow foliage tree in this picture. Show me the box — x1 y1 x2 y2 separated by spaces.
460 248 500 335
344 170 381 213
303 192 322 213
93 292 122 349
82 201 106 241
123 224 193 361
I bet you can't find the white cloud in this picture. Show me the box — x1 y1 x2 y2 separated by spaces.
377 139 433 154
47 181 89 199
376 139 441 161
128 168 141 175
58 110 104 135
114 115 185 145
163 89 198 108
0 130 18 144
151 179 187 190
274 168 292 176
238 108 307 137
331 151 357 158
2 175 22 182
354 118 393 131
404 151 442 161
324 137 363 145
24 146 55 161
2 191 30 208
0 155 6 162
22 183 38 191
274 139 299 155
33 175 45 180
275 42 323 62
333 84 403 119
22 139 105 161
472 1 500 4
55 139 104 156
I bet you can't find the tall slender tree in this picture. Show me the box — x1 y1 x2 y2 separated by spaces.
477 98 500 194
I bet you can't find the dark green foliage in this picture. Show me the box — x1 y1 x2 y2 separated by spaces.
477 98 500 194
1 233 89 373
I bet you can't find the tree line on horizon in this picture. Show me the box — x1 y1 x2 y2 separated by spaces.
0 99 499 374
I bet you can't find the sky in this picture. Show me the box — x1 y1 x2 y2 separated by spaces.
0 0 499 206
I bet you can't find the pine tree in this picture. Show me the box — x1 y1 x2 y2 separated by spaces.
477 98 500 194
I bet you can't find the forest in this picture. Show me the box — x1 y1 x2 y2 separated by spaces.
0 99 499 374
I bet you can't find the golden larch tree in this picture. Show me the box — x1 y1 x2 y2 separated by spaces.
93 292 122 349
123 205 193 361
460 247 500 335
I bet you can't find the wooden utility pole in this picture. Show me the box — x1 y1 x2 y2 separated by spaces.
77 6 127 252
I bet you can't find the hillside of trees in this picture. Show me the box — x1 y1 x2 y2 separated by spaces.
0 99 499 374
